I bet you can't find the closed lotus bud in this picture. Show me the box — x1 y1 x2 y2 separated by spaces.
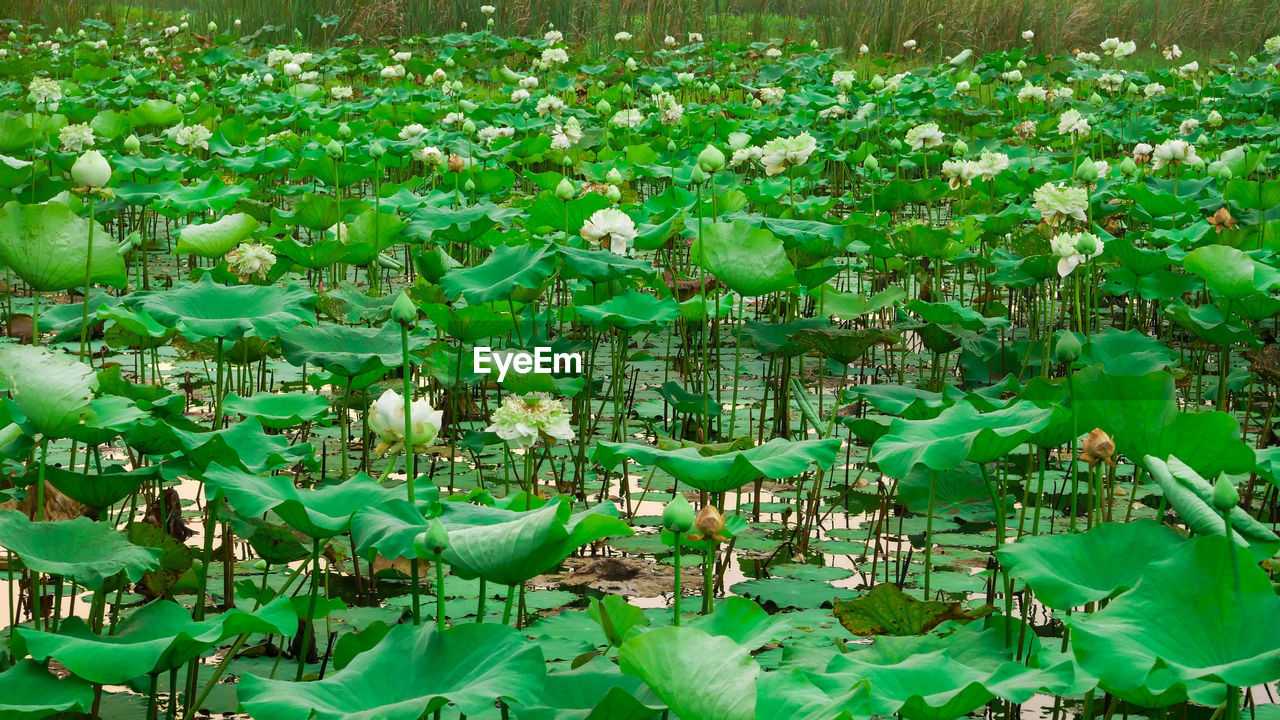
864 154 879 171
464 178 476 192
369 139 386 159
325 139 344 158
596 98 611 115
1079 428 1117 468
1088 93 1103 107
462 119 476 134
391 291 416 326
692 504 725 539
709 82 721 94
338 122 351 138
1054 331 1082 362
625 57 638 71
555 177 575 200
560 155 573 167
413 519 450 557
697 143 726 172
690 165 708 184
605 185 621 202
666 140 677 153
1118 157 1138 175
605 168 623 185
123 134 140 154
1075 157 1099 183
888 137 903 151
870 74 885 90
663 494 695 533
952 139 968 156
620 82 634 96
124 73 137 87
71 149 111 188
1211 474 1239 511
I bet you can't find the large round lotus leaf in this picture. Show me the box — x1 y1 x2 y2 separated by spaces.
1076 327 1178 376
518 655 664 720
1070 534 1280 699
690 221 796 297
0 660 94 719
440 243 556 303
280 323 430 377
37 462 158 510
0 510 160 588
175 212 260 258
619 626 760 720
0 345 97 438
169 418 314 473
998 519 1185 609
1182 245 1259 300
593 437 842 493
222 391 330 429
203 463 412 538
237 622 546 720
555 244 658 282
122 274 315 341
0 200 127 291
14 597 297 684
575 289 680 332
869 400 1053 479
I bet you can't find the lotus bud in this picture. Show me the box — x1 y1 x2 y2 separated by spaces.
1088 92 1103 107
620 82 634 96
1211 474 1239 511
208 21 217 32
123 134 140 154
413 519 450 557
605 167 624 185
462 119 477 134
391 291 417 326
189 91 200 104
71 149 111 188
709 82 721 94
1053 332 1081 363
176 92 187 105
870 74 885 90
864 154 879 171
697 143 726 172
888 138 902 152
464 178 476 192
124 73 137 87
1016 59 1027 69
560 155 573 167
445 57 456 67
596 98 611 115
1075 157 1099 183
263 73 274 85
325 139 344 158
338 122 351 138
369 139 386 159
1079 428 1117 468
666 140 677 153
952 139 968 156
663 494 695 532
1118 157 1138 175
690 504 726 541
1073 233 1099 256
605 185 621 202
625 57 638 71
690 165 708 184
447 154 466 173
752 98 763 109
1214 163 1233 181
555 177 575 200
1207 110 1223 127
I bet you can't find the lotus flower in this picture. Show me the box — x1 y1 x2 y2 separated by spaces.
486 392 575 447
368 389 444 454
580 208 637 255
71 150 111 189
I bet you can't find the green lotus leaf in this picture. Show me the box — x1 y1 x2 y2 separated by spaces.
0 345 97 438
175 212 260 258
998 519 1186 609
15 597 297 684
1143 455 1280 560
130 99 182 127
576 289 680 332
341 207 407 266
237 622 546 720
0 510 160 588
440 243 556 303
691 221 796 297
37 462 159 510
280 322 431 377
0 660 95 720
1071 365 1256 478
897 461 1011 523
519 655 665 720
1163 301 1261 348
204 462 415 539
1076 327 1178 376
818 285 906 320
64 394 149 445
556 244 658 282
0 200 127 291
792 327 899 365
1070 534 1280 699
1182 245 1259 300
170 418 314 473
123 274 316 341
222 391 331 429
619 626 759 720
163 177 252 215
870 400 1053 479
593 437 842 493
687 595 793 649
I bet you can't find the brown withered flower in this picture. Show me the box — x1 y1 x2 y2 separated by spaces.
1079 428 1118 469
1209 206 1237 233
685 505 729 543
446 154 466 173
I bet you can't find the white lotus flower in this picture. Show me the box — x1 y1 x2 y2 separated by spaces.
975 152 1010 179
904 122 944 150
481 5 496 15
1151 139 1197 169
486 392 574 447
414 146 444 165
766 47 782 58
368 389 444 453
172 123 212 150
1022 30 1034 41
510 88 530 102
536 95 565 116
1033 182 1088 227
1179 118 1200 136
759 132 817 175
1163 44 1182 60
544 30 563 44
1051 231 1103 277
393 50 412 62
1017 83 1047 103
71 150 111 188
283 62 301 77
1000 69 1023 83
1057 108 1091 137
611 109 644 128
225 242 276 282
380 64 405 79
614 31 632 41
542 48 569 64
59 123 95 152
580 208 637 255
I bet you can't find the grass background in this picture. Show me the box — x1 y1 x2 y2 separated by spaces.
6 0 1280 57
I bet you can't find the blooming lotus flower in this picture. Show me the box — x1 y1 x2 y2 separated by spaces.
393 50 411 62
614 31 632 41
1163 44 1182 60
486 392 574 447
1179 118 1200 136
759 132 817 175
481 4 495 14
59 123 95 152
1033 182 1088 227
550 117 582 150
1151 139 1197 169
1267 35 1280 54
758 86 784 105
903 39 917 49
414 146 443 165
765 47 782 58
71 150 111 188
688 32 703 43
225 242 276 282
536 95 565 116
1051 231 1103 277
904 122 944 150
611 109 644 128
27 76 62 108
941 159 980 189
1022 30 1034 41
368 389 443 454
1114 40 1137 58
1017 83 1047 103
580 208 637 255
732 146 764 167
380 64 405 79
1000 69 1022 83
283 62 301 76
171 123 212 151
541 48 569 64
544 30 564 44
1144 83 1166 98
1057 108 1091 137
975 151 1011 180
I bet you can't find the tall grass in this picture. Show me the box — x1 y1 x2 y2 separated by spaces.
8 0 1280 55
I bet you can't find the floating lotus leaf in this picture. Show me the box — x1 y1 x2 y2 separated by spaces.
123 274 315 341
0 200 127 291
237 622 546 720
0 510 160 588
